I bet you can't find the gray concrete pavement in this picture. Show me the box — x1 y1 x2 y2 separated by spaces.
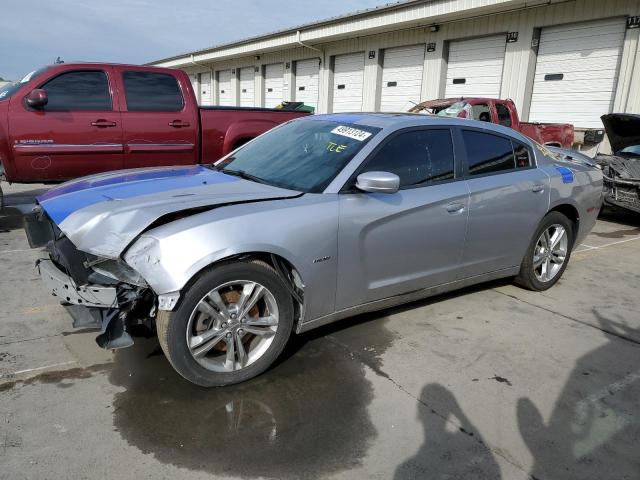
1 182 639 479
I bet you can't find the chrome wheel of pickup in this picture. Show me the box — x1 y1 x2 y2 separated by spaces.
533 224 568 283
186 280 279 373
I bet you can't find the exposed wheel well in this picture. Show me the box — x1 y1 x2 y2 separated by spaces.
549 204 580 239
232 137 253 150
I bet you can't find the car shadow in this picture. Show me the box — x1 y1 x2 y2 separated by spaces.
0 184 49 232
517 308 640 479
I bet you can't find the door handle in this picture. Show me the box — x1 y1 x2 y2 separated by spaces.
168 120 190 128
91 119 117 128
446 202 465 214
532 184 545 193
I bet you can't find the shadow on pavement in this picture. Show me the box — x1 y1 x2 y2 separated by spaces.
394 384 502 479
109 313 396 479
517 309 640 479
0 184 49 232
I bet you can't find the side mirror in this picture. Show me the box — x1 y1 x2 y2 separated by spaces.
25 89 48 109
355 171 400 194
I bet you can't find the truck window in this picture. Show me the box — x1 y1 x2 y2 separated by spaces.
496 103 512 128
462 130 515 175
40 70 111 111
123 71 184 112
471 104 491 122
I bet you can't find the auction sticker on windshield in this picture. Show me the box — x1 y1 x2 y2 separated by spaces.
331 125 372 142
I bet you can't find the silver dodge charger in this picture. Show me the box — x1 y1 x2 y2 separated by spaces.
25 113 603 386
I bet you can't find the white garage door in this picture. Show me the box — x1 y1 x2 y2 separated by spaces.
380 45 425 112
295 58 320 110
264 63 284 108
445 35 506 98
199 72 213 106
529 18 626 128
218 70 233 106
333 52 365 113
240 67 255 107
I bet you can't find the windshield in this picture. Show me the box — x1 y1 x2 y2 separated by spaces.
0 67 49 101
620 145 640 157
214 119 381 193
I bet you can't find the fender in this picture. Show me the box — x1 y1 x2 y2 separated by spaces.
222 119 281 155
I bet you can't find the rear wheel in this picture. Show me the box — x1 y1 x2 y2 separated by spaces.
514 212 574 291
157 261 294 387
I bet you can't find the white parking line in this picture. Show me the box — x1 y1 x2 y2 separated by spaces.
578 235 640 252
2 361 77 378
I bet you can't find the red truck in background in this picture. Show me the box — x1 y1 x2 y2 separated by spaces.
0 63 308 187
410 97 575 148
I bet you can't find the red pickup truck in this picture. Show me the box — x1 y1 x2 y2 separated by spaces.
410 97 574 148
0 63 307 186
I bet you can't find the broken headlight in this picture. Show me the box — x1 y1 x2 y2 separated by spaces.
92 259 148 287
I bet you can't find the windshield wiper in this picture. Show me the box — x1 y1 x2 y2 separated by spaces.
222 169 269 185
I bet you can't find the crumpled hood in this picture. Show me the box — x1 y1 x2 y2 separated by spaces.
38 165 300 258
601 114 640 154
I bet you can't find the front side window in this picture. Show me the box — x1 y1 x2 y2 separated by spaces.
361 129 455 188
0 67 49 101
215 120 381 193
496 103 512 128
40 70 111 111
123 71 183 111
463 130 516 175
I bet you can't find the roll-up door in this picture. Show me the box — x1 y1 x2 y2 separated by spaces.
445 35 506 98
264 63 284 108
528 18 626 128
199 72 212 106
332 52 365 113
380 45 425 112
295 58 320 110
218 70 233 106
239 67 255 107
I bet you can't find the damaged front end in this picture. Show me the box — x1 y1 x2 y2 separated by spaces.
596 114 640 214
25 207 156 349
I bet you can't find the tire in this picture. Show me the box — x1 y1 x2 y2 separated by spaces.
514 211 574 291
157 260 294 387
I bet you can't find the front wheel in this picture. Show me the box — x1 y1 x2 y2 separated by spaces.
157 261 294 387
514 212 574 291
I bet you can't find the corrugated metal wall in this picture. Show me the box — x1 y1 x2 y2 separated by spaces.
180 0 640 130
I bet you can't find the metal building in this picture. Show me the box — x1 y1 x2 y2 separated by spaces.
150 0 640 146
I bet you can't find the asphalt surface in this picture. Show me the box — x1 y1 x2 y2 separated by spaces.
1 183 639 480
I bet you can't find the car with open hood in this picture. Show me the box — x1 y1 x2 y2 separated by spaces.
595 114 640 214
24 113 603 387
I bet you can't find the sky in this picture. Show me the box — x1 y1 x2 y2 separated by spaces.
0 0 391 81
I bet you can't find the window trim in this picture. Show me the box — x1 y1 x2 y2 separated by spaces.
340 126 461 193
456 126 536 180
121 70 185 113
27 69 113 112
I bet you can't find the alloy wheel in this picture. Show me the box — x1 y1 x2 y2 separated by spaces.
533 224 568 283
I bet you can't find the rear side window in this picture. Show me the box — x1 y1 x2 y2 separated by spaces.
513 141 532 168
123 71 183 111
40 70 111 111
496 103 512 127
462 130 515 175
362 129 455 188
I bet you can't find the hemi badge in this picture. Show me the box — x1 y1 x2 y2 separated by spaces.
313 256 331 264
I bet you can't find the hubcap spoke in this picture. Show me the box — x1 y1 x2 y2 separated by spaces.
533 255 545 268
207 291 230 320
550 227 565 249
244 315 278 327
225 336 236 371
235 333 248 367
238 285 265 319
191 329 227 358
242 325 276 337
197 301 226 325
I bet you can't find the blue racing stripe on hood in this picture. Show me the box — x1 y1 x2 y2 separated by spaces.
38 165 238 224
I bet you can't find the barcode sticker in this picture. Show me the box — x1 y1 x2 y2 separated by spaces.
331 125 372 142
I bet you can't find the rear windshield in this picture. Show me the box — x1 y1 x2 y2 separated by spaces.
0 67 49 101
215 119 381 193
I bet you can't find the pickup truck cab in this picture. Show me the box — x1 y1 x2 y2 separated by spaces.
410 98 574 148
0 63 308 186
